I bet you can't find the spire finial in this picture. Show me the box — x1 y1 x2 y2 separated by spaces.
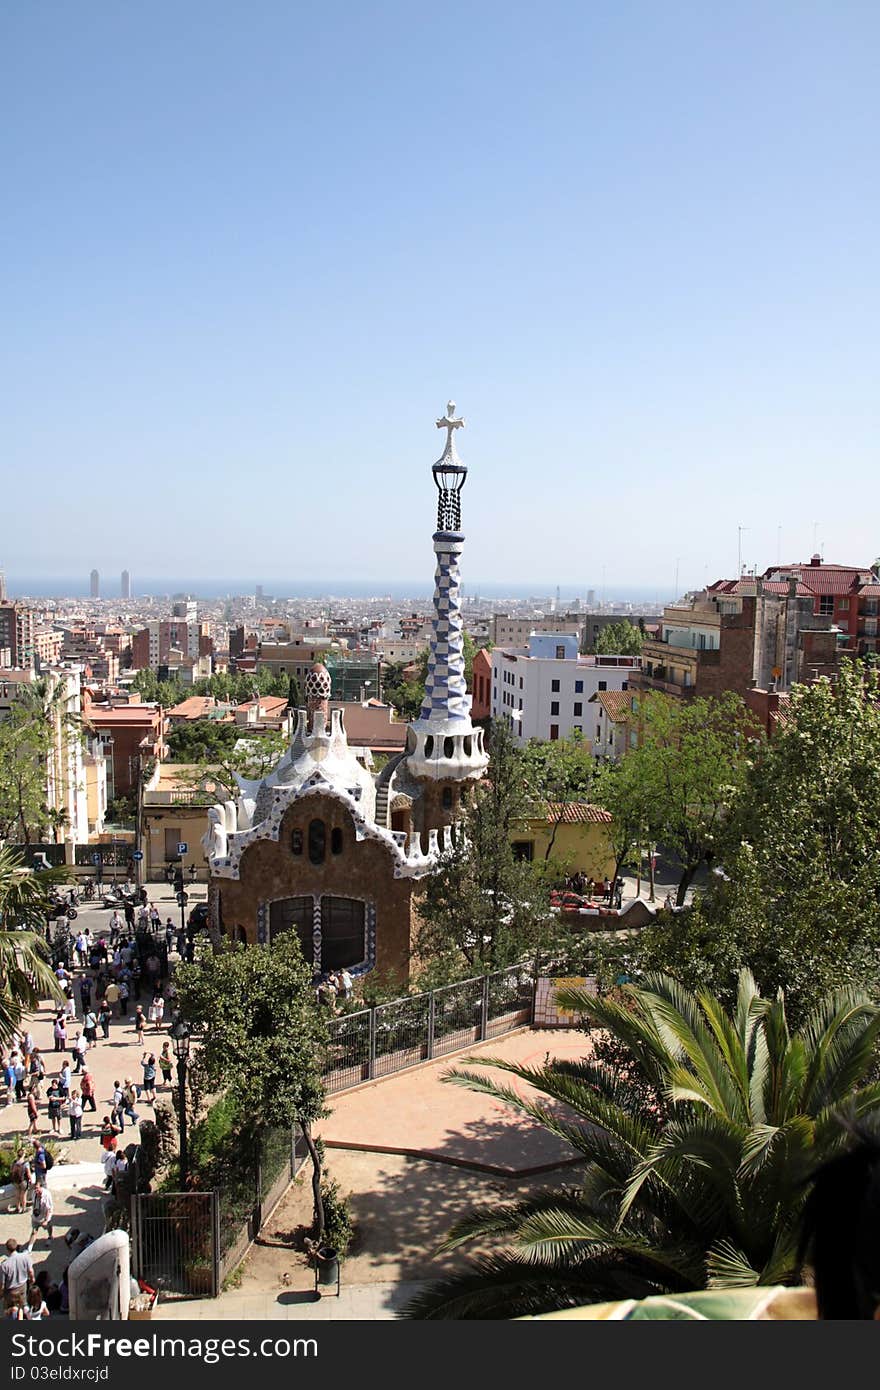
436 401 465 458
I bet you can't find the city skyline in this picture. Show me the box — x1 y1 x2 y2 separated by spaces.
5 3 879 589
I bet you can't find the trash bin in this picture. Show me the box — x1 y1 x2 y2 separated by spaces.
314 1246 340 1295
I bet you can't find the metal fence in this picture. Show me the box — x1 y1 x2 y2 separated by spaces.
323 962 535 1094
130 1126 307 1299
130 1189 220 1299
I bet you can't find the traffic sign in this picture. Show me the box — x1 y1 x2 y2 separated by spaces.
131 850 143 862
91 853 101 866
176 891 189 905
177 842 188 855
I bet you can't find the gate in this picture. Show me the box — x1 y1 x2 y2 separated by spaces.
131 1190 220 1299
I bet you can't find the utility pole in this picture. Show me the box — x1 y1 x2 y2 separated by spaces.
738 526 749 578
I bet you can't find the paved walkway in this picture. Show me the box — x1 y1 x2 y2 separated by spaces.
319 1027 592 1175
155 1280 426 1321
1 884 205 1292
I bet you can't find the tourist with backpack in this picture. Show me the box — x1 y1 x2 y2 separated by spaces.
9 1151 31 1214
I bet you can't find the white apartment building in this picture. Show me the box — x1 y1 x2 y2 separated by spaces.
490 633 640 747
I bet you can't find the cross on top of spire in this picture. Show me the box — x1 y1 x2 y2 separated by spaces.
436 401 465 458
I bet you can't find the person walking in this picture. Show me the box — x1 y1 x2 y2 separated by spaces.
117 978 129 1017
149 902 161 932
68 1089 83 1141
158 1041 173 1089
79 974 92 1014
25 1089 39 1136
100 1115 121 1153
149 992 165 1033
104 978 120 1017
64 984 76 1021
80 1068 97 1113
58 1061 71 1099
30 1139 49 1186
123 1077 140 1123
46 1079 62 1136
83 1008 98 1047
108 909 122 945
26 1181 54 1249
98 999 112 1040
13 1054 26 1102
133 1004 146 1046
72 1031 88 1074
111 1081 126 1130
1 1239 34 1312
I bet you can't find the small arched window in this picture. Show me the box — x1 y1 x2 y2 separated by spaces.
443 736 455 759
308 819 326 865
291 829 303 856
463 736 472 757
331 827 343 856
424 735 434 758
442 786 453 810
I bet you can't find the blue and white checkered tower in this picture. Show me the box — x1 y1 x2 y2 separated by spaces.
405 403 488 788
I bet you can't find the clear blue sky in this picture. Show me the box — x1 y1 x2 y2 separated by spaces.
3 1 879 595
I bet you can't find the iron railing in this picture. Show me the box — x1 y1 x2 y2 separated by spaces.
323 962 535 1094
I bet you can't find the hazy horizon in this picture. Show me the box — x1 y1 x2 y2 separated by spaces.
2 576 671 605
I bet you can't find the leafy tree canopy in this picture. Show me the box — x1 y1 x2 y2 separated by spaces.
635 660 880 1021
588 620 643 656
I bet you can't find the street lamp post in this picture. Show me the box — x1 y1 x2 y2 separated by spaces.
170 1017 191 1188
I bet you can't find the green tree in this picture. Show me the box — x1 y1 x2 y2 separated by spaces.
173 935 330 1236
414 721 552 980
520 730 596 864
630 692 759 905
637 661 880 1021
587 620 643 656
404 970 880 1318
0 848 65 1042
0 678 83 843
591 753 655 886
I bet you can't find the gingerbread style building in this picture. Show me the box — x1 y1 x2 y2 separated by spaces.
201 403 487 983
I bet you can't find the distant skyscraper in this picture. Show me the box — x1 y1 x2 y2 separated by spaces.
0 567 6 602
255 585 264 600
121 569 131 599
90 569 100 599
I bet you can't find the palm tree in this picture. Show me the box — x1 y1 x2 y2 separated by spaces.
0 847 65 1043
404 970 880 1318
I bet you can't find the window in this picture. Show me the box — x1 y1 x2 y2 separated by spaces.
519 677 523 688
598 680 607 691
573 724 582 734
838 599 849 611
573 701 582 716
331 827 343 855
596 724 601 742
551 679 560 692
574 680 583 693
291 829 303 856
444 736 455 758
550 701 559 715
511 841 534 862
819 596 834 617
442 787 453 810
308 818 326 865
555 645 566 659
321 896 366 970
550 724 559 740
269 896 313 962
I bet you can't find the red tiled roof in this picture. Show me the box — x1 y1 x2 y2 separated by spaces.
543 802 613 824
589 689 632 721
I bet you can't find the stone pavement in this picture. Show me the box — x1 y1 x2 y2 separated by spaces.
319 1027 592 1175
155 1280 425 1321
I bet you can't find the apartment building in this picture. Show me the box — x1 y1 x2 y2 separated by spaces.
490 633 639 746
